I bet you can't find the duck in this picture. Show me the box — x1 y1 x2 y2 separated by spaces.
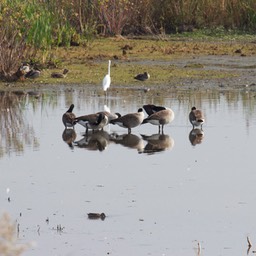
10 64 30 81
87 212 106 220
110 108 144 134
143 104 166 116
25 69 40 79
189 107 205 129
62 104 76 128
142 108 175 133
75 112 108 133
134 72 150 81
51 69 69 78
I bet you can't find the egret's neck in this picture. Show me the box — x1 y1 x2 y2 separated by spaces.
108 61 111 75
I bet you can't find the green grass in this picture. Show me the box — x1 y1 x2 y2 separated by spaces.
0 36 255 89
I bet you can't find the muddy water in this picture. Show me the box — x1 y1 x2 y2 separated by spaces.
1 86 256 256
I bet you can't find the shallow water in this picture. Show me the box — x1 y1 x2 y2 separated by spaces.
1 86 256 256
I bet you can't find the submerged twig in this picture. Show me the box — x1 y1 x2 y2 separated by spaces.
248 236 252 248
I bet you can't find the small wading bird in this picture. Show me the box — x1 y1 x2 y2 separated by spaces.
189 107 205 129
102 60 111 97
75 112 108 133
62 104 76 128
51 69 69 78
110 108 144 134
134 72 150 81
142 105 175 134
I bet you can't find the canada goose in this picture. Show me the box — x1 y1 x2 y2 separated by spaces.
189 107 205 128
141 133 174 154
88 213 106 220
98 111 121 124
134 72 150 81
110 133 144 152
62 104 76 128
51 69 69 78
62 128 77 149
74 130 110 151
102 60 111 96
75 112 108 133
143 104 166 116
189 128 204 146
142 108 175 133
110 108 144 134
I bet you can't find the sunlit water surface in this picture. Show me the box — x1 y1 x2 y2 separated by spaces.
1 86 256 256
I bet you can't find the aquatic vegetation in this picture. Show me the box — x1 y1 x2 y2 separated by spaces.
0 213 31 255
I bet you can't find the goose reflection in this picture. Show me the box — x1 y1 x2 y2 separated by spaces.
140 133 174 154
74 130 110 151
62 129 77 149
110 133 144 152
189 128 204 146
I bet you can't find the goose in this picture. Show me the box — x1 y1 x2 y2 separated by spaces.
62 104 76 128
189 128 204 146
62 128 77 148
189 107 205 129
102 60 111 96
142 108 174 133
98 111 121 124
143 104 166 116
51 69 69 78
134 72 150 81
141 133 174 154
74 130 110 151
75 112 108 133
110 108 144 134
110 133 144 152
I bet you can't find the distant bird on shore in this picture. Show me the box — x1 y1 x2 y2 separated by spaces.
51 69 69 78
25 69 41 79
189 107 205 129
62 104 76 128
134 72 150 81
110 108 144 134
102 60 111 96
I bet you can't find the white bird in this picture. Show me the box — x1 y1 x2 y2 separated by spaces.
102 60 111 97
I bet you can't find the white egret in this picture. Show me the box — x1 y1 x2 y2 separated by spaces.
102 60 111 97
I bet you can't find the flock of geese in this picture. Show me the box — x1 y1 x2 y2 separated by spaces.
62 104 205 152
62 103 204 134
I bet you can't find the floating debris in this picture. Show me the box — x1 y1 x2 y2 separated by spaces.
87 213 106 220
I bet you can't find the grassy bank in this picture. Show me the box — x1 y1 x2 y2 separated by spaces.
1 36 256 90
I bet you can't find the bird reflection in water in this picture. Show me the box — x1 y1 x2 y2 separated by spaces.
110 133 144 153
189 128 204 146
140 133 174 154
62 129 77 149
74 130 110 152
